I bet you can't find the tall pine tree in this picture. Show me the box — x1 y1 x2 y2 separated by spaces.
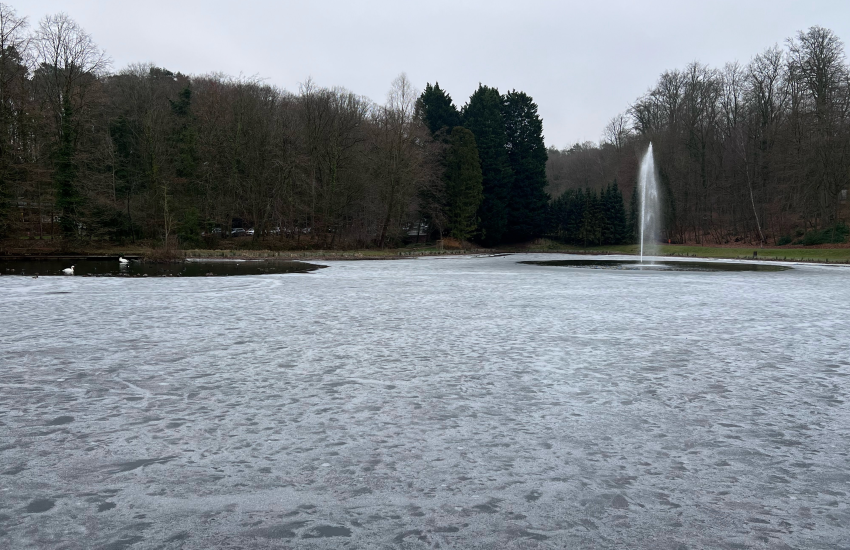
609 180 628 244
444 127 483 242
628 188 639 244
550 184 628 246
418 83 460 137
502 90 549 241
462 85 512 246
600 184 615 244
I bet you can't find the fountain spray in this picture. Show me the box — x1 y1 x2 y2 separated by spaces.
638 143 660 264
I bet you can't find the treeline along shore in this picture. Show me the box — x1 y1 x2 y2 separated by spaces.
0 3 550 251
1 2 848 254
548 25 850 247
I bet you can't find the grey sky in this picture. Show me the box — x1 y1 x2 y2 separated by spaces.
20 0 850 148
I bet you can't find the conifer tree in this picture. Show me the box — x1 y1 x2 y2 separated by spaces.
599 185 615 244
591 189 605 245
418 83 460 137
628 188 639 244
550 183 628 246
578 189 593 246
613 179 629 244
610 180 628 244
444 127 483 241
568 189 584 243
462 84 512 246
502 90 549 241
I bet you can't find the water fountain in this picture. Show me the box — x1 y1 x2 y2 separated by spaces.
520 141 790 272
638 142 659 264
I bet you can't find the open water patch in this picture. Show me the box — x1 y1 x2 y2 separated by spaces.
25 499 55 513
519 259 790 272
0 258 325 277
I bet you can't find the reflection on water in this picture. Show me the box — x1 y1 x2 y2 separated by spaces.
0 258 325 277
520 259 791 272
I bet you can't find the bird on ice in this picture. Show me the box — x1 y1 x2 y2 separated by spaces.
62 266 75 275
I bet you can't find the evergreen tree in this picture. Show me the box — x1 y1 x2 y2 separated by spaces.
462 84 512 246
628 187 639 244
444 127 483 241
418 83 460 137
502 90 549 241
553 189 581 243
417 83 460 238
600 184 615 244
581 189 604 246
550 184 628 246
549 193 564 239
568 189 584 243
609 180 628 244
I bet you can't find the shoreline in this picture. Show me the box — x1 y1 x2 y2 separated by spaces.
2 242 850 264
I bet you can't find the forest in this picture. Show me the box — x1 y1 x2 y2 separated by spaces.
0 4 550 250
548 25 850 246
2 1 848 251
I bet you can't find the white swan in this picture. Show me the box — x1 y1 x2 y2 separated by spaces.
119 257 129 264
62 266 75 275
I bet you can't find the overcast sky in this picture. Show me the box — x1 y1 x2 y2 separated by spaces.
18 0 850 148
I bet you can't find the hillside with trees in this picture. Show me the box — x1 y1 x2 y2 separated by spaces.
416 83 552 246
6 2 845 252
547 25 850 246
0 4 551 251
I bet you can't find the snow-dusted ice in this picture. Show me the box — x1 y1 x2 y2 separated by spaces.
0 254 848 549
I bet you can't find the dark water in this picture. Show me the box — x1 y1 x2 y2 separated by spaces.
0 258 325 277
520 258 791 271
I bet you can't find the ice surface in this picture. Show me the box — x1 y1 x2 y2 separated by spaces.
1 254 848 548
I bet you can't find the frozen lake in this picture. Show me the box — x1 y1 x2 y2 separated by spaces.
1 254 848 549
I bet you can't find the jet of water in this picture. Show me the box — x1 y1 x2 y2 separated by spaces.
638 143 660 264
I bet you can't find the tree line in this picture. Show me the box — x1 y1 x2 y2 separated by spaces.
418 83 550 246
550 181 632 247
6 6 845 251
547 25 850 246
0 4 554 250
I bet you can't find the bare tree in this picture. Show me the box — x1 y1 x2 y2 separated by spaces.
0 3 31 236
0 3 29 92
787 26 850 227
32 13 109 132
31 13 110 235
373 73 428 247
603 112 631 152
